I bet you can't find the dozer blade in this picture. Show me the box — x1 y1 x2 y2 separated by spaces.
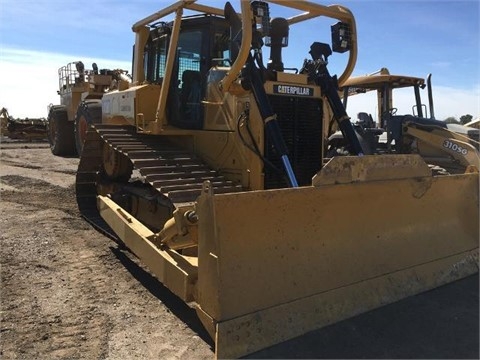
195 157 478 358
97 155 478 359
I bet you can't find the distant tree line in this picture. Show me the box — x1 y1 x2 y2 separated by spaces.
444 114 473 125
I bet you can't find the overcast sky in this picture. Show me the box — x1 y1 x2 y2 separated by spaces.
0 0 478 121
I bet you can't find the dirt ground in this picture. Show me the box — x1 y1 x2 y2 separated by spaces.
0 139 478 359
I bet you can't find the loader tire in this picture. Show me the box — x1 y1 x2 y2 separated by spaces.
75 101 102 156
47 106 76 156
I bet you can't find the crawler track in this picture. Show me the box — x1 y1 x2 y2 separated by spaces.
75 125 242 239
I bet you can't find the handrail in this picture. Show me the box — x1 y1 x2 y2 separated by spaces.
220 0 252 93
268 0 357 85
131 0 358 118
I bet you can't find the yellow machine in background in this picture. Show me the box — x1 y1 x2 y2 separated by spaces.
1 107 47 141
333 68 480 173
74 1 479 358
47 62 131 156
466 118 480 129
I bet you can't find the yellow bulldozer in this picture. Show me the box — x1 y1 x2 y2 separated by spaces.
47 61 131 156
74 1 479 358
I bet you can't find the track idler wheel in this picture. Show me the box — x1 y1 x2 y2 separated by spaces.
102 144 133 181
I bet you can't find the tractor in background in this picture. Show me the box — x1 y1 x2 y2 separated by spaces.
329 68 479 173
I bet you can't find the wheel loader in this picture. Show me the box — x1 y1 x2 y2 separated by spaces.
74 1 479 358
47 61 131 156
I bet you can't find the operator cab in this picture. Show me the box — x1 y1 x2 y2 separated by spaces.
143 16 230 129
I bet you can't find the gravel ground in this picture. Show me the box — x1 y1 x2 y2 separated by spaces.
0 140 478 359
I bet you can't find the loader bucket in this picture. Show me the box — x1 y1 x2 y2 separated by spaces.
195 156 478 358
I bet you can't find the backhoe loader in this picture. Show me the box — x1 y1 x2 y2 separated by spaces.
467 119 480 129
329 68 480 174
75 1 479 358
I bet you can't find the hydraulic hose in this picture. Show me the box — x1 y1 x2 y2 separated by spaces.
306 42 364 156
246 54 299 187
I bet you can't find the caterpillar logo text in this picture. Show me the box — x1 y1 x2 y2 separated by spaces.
273 85 314 96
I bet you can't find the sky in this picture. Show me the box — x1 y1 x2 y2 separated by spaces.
0 0 479 122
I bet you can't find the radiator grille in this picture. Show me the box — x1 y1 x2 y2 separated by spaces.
264 96 323 189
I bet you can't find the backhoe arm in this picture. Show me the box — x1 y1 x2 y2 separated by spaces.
404 123 480 170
